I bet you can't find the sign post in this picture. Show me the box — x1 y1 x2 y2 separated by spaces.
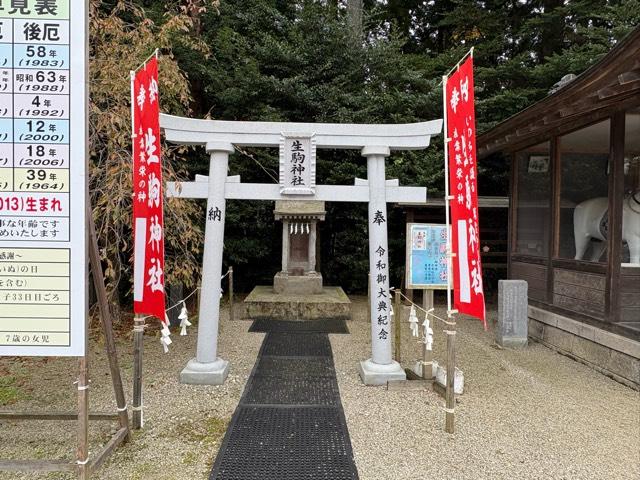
405 222 449 379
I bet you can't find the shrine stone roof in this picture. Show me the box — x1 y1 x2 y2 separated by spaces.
274 201 326 220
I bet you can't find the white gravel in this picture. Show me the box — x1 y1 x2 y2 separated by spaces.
335 296 640 480
0 296 638 479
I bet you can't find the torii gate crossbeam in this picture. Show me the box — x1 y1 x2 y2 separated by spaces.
161 114 443 385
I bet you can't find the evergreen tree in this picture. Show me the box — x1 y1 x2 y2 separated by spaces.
104 0 640 297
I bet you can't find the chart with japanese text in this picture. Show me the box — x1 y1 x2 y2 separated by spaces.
0 0 86 356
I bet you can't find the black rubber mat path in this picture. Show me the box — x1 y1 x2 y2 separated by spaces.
209 320 359 480
249 317 350 334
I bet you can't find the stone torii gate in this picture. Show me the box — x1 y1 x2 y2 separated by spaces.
160 114 442 385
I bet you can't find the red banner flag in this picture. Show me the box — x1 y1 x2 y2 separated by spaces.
132 57 166 322
445 55 486 325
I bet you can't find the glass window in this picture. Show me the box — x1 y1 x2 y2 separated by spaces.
558 120 610 261
515 142 551 256
623 109 640 266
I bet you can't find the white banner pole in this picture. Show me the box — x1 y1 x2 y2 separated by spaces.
442 74 453 313
442 71 457 434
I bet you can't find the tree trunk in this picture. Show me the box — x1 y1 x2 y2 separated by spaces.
347 0 363 42
540 0 565 59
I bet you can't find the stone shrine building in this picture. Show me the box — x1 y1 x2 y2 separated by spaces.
274 200 324 294
244 200 351 321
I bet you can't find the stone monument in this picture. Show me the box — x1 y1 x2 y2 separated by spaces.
497 279 528 348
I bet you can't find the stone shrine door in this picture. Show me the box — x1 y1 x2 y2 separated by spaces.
289 233 309 275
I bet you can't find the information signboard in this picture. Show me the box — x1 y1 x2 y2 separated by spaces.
405 223 449 290
0 0 86 356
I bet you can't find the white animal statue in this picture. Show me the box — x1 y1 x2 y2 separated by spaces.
573 194 640 264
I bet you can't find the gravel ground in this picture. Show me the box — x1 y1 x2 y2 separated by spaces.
0 306 264 480
336 296 640 480
0 296 638 479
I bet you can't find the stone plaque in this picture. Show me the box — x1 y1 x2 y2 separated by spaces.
279 133 316 195
497 279 528 348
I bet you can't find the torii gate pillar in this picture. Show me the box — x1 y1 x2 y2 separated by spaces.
359 146 405 384
180 142 234 385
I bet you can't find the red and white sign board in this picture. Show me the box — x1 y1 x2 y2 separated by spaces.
132 57 166 322
445 56 486 325
0 0 88 356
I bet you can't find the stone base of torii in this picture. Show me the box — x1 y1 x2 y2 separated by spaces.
160 114 442 385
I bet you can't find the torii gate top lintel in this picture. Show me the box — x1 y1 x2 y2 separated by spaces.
160 113 443 150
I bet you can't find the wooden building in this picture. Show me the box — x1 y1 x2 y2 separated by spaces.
477 27 640 388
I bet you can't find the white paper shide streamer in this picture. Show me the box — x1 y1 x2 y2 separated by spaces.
179 301 192 336
423 314 434 351
408 304 419 337
161 314 172 353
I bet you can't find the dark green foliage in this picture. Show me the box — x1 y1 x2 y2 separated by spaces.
133 0 639 293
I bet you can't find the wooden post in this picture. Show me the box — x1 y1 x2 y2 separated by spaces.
194 283 200 316
605 112 625 323
76 356 89 479
422 290 434 379
87 207 130 440
445 314 457 434
228 267 234 322
132 316 144 430
394 289 401 363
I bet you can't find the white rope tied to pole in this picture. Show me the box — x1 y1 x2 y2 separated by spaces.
137 267 232 349
390 288 457 326
132 401 144 427
140 267 230 321
132 324 146 333
117 404 128 412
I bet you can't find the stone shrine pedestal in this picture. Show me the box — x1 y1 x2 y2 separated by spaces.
244 201 351 321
